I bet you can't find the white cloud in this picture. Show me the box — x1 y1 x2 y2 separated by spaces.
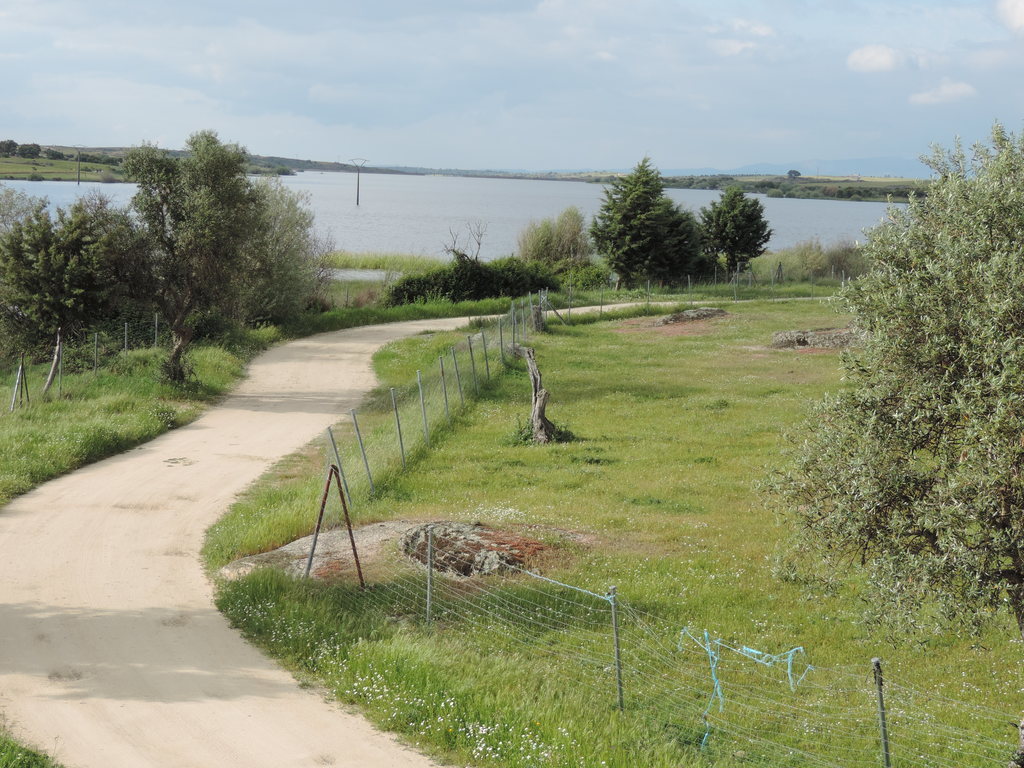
709 38 755 56
847 44 902 72
731 18 774 37
909 78 977 105
997 0 1024 32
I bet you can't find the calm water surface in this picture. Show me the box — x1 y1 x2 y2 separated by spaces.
3 173 900 261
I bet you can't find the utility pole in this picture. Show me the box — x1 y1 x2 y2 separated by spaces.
349 158 367 205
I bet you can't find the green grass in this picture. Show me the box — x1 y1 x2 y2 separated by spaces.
0 156 122 181
0 733 61 768
325 251 446 274
208 299 1024 767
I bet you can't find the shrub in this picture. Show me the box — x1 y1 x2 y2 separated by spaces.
384 255 556 306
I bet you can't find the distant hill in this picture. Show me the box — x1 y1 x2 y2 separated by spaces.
662 157 931 179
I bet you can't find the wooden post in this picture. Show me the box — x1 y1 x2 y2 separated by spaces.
42 328 62 395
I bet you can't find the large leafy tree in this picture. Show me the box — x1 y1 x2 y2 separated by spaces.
590 157 702 287
700 186 771 273
124 130 261 381
775 125 1024 641
0 194 140 350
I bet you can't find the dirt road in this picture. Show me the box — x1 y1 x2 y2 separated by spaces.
0 319 475 768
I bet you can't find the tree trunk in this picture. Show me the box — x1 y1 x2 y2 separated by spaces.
1009 718 1024 768
512 344 556 443
41 328 61 395
166 321 193 383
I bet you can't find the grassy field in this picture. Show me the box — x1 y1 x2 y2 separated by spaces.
0 156 122 181
207 298 1024 767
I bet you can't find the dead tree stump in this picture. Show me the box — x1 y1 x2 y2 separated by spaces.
512 344 556 443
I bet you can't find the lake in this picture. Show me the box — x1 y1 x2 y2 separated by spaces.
1 173 901 261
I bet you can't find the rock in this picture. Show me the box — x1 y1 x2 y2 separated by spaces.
770 327 864 349
655 307 727 325
400 521 546 576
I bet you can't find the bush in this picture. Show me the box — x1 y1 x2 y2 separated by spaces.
384 255 556 306
750 239 867 281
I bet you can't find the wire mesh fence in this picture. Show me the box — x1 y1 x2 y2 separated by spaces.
310 297 1021 768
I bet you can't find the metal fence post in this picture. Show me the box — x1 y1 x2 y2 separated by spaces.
872 658 892 768
417 370 430 446
93 332 98 374
391 387 406 469
326 426 353 506
498 317 506 366
426 525 434 625
439 355 450 423
451 347 464 406
511 304 517 347
609 585 624 711
154 313 159 347
467 336 479 396
124 322 128 353
350 409 375 494
304 465 333 578
480 330 490 379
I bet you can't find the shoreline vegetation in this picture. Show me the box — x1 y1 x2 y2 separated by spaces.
0 146 925 203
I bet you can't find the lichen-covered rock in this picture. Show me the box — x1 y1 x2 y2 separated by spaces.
770 327 865 349
400 521 546 576
655 307 727 325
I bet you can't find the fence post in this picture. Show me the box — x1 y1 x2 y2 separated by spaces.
480 329 490 379
326 426 353 506
599 287 604 317
304 465 333 578
57 338 63 398
511 304 517 347
154 313 159 347
350 409 375 494
609 585 624 711
391 387 406 469
93 332 98 374
9 360 23 413
124 322 128 353
498 318 506 365
688 275 693 306
426 525 434 625
417 370 430 446
439 356 450 423
451 347 464 407
872 658 892 768
467 336 479 396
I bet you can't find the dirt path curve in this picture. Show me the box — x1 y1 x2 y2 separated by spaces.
0 318 479 768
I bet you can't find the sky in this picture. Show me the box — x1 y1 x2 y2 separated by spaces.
2 0 1024 174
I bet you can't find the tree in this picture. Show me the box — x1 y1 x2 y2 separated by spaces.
787 169 801 179
16 143 41 159
124 130 261 381
591 157 703 286
0 140 17 157
774 124 1024 641
0 193 140 350
236 179 332 324
700 186 772 273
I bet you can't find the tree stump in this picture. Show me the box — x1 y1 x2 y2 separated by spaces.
512 344 556 443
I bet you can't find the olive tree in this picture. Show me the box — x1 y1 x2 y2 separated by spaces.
774 125 1024 641
124 130 260 381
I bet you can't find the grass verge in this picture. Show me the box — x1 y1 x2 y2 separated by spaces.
0 733 61 768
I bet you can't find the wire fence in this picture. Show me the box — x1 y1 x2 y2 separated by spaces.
310 297 1021 768
3 310 173 407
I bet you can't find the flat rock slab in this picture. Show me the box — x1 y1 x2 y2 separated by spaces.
654 307 728 325
770 327 864 349
219 520 412 581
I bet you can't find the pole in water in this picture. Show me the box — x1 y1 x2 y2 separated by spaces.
609 585 624 711
391 387 406 469
872 658 892 768
417 370 430 446
350 409 375 494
